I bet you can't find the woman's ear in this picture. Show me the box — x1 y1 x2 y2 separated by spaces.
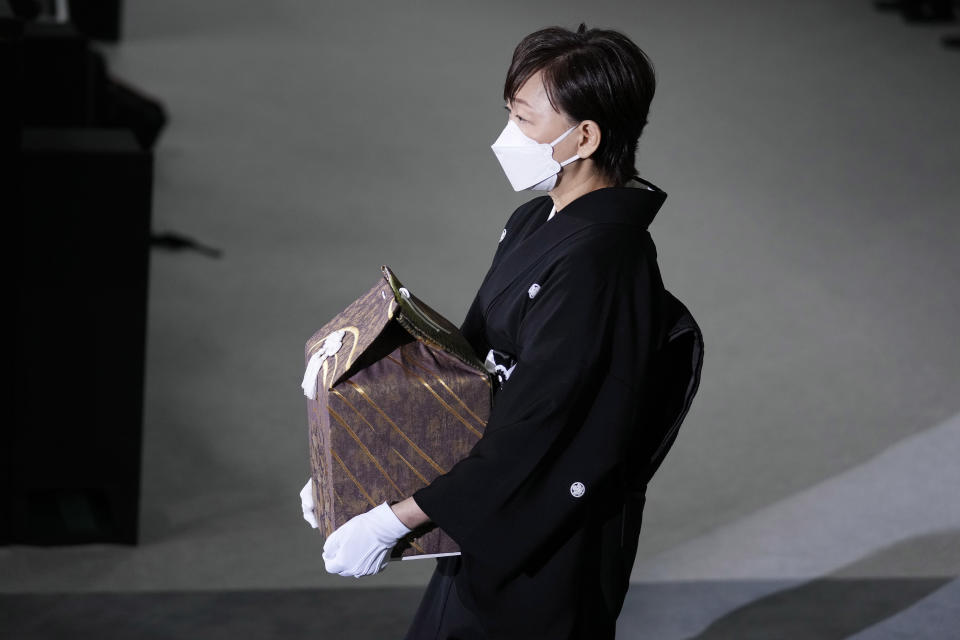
575 120 602 159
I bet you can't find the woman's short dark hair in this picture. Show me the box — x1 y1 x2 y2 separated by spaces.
504 23 656 186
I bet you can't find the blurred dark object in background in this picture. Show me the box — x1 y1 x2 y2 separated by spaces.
874 0 956 22
151 231 224 259
8 0 40 20
68 0 122 42
16 15 166 148
2 0 162 545
8 0 124 41
874 0 958 50
86 49 168 149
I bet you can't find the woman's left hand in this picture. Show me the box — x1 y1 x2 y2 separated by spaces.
322 502 413 577
300 479 319 528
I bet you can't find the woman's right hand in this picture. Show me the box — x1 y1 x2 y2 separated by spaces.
300 478 319 528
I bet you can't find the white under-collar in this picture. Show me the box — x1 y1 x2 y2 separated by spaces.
627 176 656 191
547 204 557 221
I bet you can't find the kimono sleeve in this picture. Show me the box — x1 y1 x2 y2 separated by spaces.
412 246 656 581
455 201 536 357
457 279 489 358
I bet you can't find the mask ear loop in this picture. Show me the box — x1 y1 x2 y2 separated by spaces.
549 123 579 147
551 123 582 167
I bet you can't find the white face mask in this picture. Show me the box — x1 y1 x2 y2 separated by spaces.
490 119 581 191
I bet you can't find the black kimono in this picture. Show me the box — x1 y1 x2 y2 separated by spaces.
408 177 672 639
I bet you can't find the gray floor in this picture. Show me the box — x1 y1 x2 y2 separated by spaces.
3 0 959 637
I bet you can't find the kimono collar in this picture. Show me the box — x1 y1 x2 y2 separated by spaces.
480 176 666 311
555 175 667 229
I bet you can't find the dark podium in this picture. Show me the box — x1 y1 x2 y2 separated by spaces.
3 3 161 545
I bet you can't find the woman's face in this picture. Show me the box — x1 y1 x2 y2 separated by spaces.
505 69 580 157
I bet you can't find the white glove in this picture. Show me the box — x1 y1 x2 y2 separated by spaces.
322 501 412 578
300 479 319 528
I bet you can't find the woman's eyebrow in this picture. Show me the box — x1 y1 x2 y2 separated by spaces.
505 103 533 119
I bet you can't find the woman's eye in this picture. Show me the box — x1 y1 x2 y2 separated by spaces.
504 105 525 123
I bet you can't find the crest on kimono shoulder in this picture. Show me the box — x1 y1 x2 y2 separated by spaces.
570 481 586 498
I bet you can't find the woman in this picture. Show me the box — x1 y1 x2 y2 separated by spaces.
312 23 671 639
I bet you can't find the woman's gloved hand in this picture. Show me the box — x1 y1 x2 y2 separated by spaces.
322 501 413 578
300 478 319 528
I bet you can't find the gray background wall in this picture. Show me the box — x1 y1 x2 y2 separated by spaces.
3 0 958 635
